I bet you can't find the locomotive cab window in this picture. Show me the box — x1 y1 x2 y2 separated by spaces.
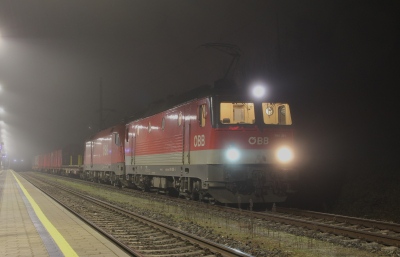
114 133 121 146
262 103 292 125
220 102 255 124
198 104 206 127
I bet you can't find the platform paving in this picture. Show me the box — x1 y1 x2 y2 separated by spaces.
0 170 130 257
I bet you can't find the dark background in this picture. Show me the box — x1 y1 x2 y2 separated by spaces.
1 1 399 212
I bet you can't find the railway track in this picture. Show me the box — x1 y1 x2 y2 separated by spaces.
30 172 400 248
274 207 400 245
276 207 400 233
22 174 251 257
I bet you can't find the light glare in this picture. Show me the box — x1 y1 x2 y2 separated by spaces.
277 148 293 162
226 148 239 161
252 85 265 98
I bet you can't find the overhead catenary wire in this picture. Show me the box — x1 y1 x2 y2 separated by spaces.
134 15 263 92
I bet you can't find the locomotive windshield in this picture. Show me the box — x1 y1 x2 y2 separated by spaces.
262 103 292 125
220 102 255 124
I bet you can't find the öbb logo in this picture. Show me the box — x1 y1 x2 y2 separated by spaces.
248 137 269 145
194 135 205 147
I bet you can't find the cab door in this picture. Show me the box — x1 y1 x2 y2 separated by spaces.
130 130 135 165
184 105 193 164
90 141 94 168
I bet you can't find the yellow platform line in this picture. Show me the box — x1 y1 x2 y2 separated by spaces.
11 171 79 257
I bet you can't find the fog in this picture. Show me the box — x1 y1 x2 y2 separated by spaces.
0 1 399 207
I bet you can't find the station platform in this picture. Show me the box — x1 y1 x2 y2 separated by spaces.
0 170 129 257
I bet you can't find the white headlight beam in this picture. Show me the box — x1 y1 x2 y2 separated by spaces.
226 148 240 161
252 85 265 98
277 148 293 162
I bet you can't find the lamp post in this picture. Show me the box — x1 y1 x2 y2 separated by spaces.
0 32 5 168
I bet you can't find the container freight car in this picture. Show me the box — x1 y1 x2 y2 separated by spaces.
50 149 61 170
61 144 84 177
32 156 39 170
45 153 51 169
33 144 83 177
38 155 44 170
62 144 83 166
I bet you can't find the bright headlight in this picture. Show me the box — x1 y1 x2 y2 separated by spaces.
252 85 265 98
226 148 239 161
277 148 293 162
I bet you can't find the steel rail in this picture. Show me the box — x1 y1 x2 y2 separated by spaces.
23 174 144 257
203 205 400 247
276 207 400 233
249 212 400 247
31 172 400 247
23 174 252 257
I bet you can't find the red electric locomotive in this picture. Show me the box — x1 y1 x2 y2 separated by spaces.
120 85 297 203
82 124 125 184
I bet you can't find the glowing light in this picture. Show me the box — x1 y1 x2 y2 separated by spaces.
0 107 4 113
185 115 197 121
252 85 265 98
226 148 239 161
167 114 178 120
277 148 293 162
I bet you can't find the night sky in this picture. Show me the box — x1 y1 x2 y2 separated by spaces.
1 1 399 206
